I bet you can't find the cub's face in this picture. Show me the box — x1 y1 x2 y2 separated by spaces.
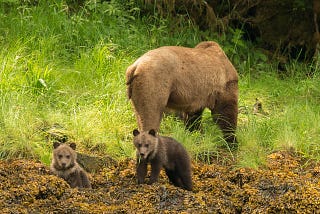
53 143 76 170
133 129 158 160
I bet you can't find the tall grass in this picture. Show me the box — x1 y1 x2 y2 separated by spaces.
236 64 320 167
0 1 319 168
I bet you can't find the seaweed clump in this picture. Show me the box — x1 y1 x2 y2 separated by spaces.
1 151 320 213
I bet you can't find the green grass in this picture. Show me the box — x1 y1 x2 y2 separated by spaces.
236 66 320 167
0 1 319 168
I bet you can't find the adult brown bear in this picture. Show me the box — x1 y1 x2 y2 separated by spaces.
126 41 239 146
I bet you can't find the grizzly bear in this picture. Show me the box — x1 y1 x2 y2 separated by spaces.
126 41 239 146
50 142 91 189
132 129 192 191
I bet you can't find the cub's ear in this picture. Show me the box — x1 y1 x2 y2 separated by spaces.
133 129 140 136
69 142 76 150
53 142 60 149
148 129 156 136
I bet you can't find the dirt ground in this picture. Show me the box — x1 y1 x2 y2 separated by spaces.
1 150 320 213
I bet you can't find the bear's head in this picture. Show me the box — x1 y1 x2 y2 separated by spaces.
52 142 77 170
133 129 159 160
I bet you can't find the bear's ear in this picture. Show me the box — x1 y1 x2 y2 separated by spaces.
69 142 76 150
148 129 156 136
53 142 60 149
133 129 140 136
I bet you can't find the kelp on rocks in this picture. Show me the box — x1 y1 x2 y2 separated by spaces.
1 151 320 213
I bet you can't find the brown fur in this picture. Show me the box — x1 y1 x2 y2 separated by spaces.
50 142 91 189
133 129 192 191
126 41 239 145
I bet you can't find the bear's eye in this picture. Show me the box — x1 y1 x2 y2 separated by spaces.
145 144 149 148
138 143 142 147
58 155 63 159
66 155 70 159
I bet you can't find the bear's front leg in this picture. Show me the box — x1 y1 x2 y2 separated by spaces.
137 160 148 184
148 161 162 184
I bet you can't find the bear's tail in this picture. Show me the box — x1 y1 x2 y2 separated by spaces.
125 64 138 99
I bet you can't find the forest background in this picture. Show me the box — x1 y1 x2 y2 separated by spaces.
0 0 319 169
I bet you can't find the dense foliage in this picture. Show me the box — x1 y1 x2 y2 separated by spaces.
0 0 319 169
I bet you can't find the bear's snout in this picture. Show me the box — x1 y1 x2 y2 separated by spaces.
139 152 146 158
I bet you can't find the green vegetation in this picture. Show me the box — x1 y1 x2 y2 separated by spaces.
0 0 319 168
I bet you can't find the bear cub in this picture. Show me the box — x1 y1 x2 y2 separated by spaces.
133 129 192 191
50 142 91 189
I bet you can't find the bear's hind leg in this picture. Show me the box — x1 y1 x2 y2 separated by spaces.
131 78 169 131
179 172 192 191
165 169 183 187
175 166 193 191
184 109 204 132
166 169 192 191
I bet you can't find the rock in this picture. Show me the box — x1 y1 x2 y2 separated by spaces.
76 153 117 173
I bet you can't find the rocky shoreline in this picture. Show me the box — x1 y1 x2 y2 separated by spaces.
1 151 320 213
